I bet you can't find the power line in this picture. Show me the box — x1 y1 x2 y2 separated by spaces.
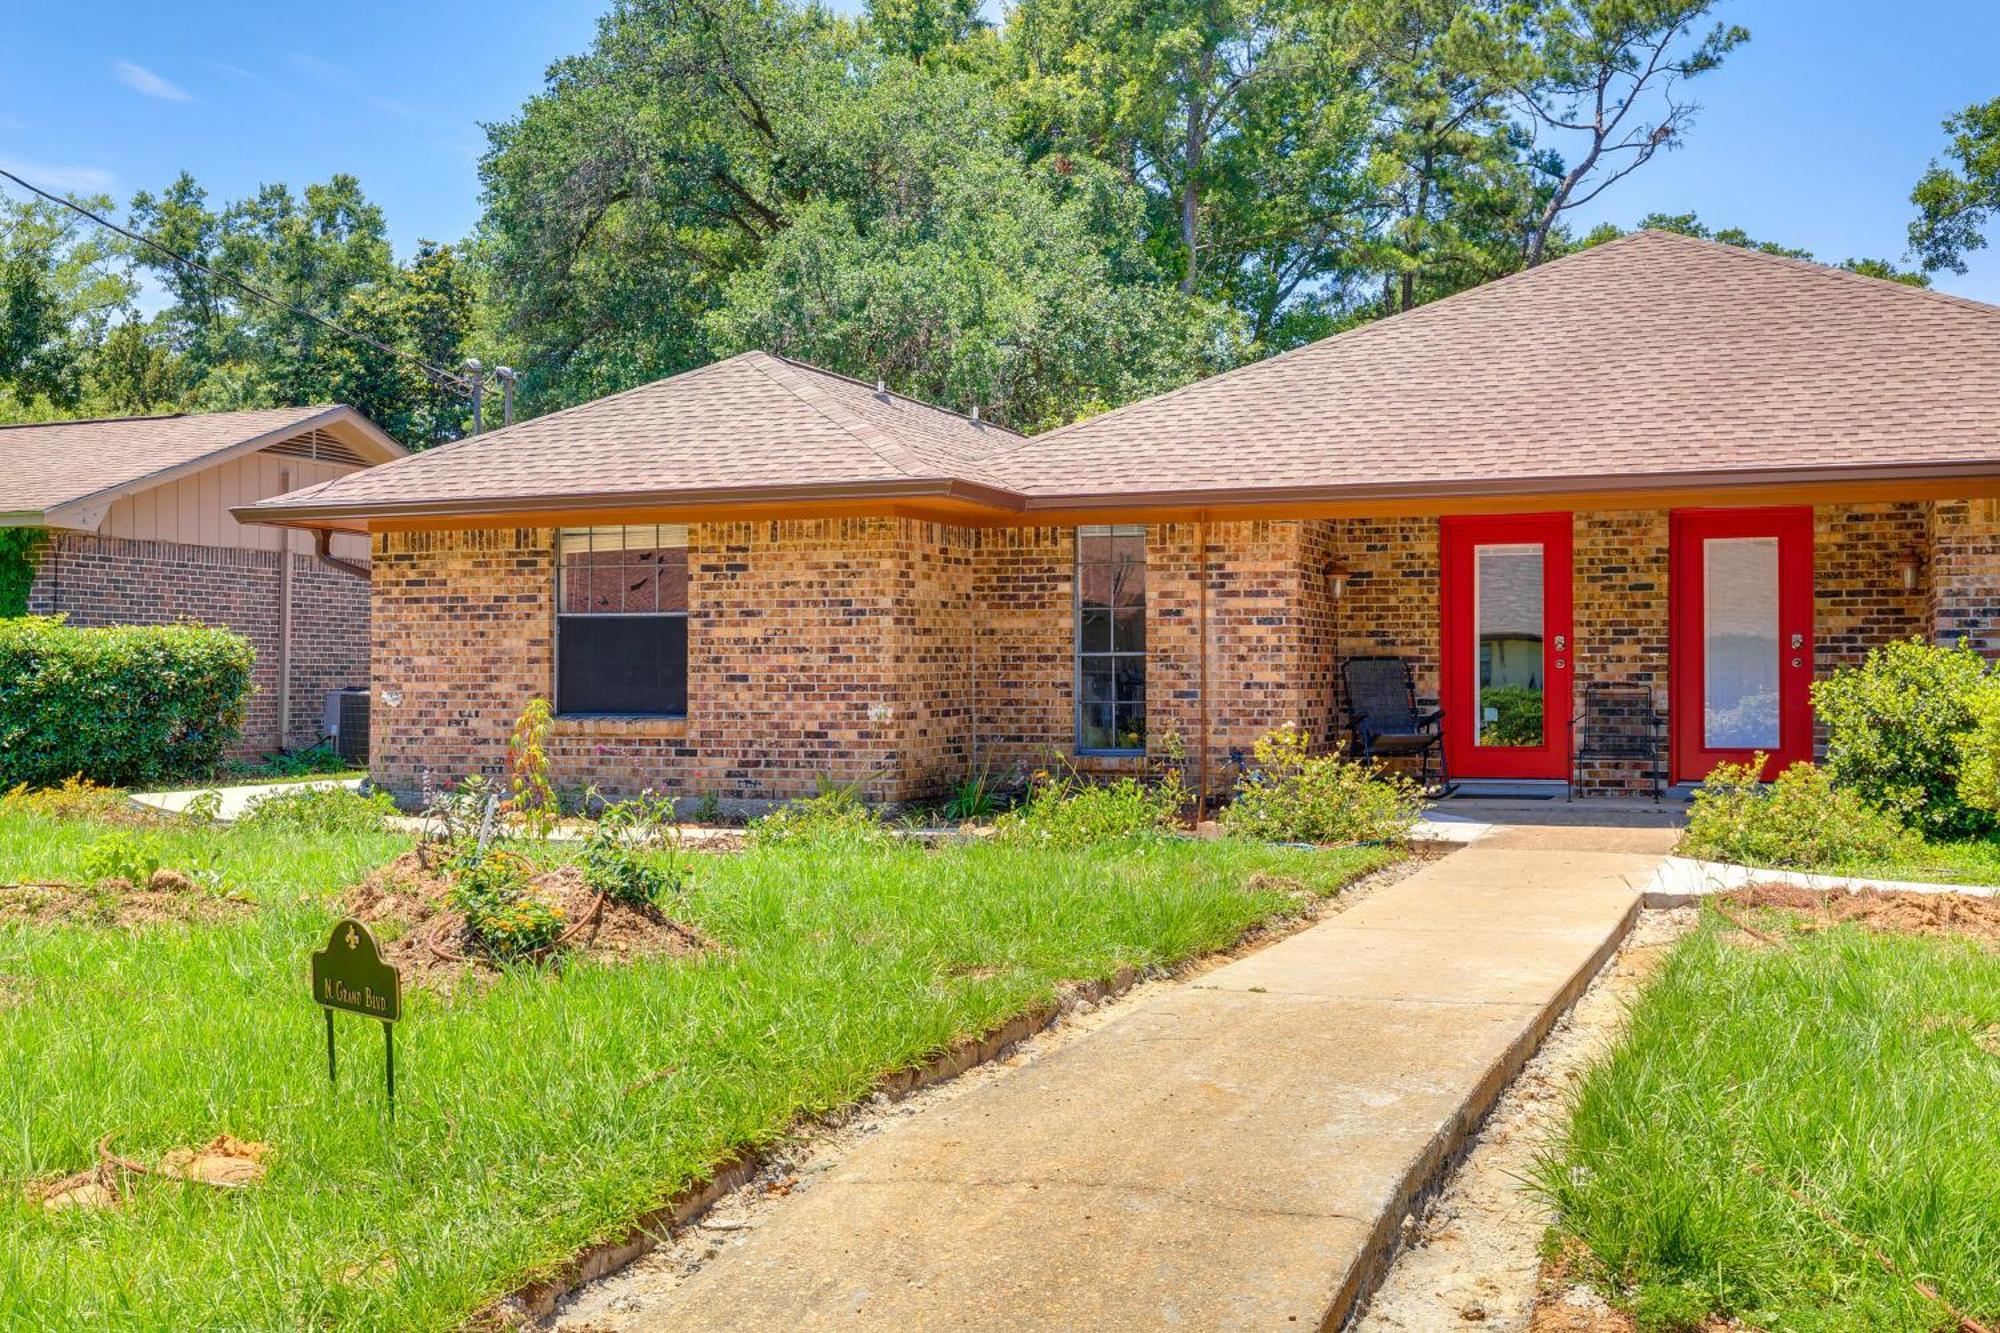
0 165 474 395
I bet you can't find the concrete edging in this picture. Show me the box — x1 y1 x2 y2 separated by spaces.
1642 855 2000 906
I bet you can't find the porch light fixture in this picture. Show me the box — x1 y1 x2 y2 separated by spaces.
1896 546 1925 593
1328 558 1352 600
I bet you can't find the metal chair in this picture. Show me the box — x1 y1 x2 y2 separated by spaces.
1569 681 1664 802
1341 656 1449 792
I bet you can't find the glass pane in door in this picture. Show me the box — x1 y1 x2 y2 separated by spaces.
1703 537 1780 749
1475 544 1544 747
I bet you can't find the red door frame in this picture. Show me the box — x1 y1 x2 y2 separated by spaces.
1440 513 1573 781
1668 506 1815 783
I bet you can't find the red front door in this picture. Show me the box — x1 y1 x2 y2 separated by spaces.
1440 514 1573 781
1669 507 1815 782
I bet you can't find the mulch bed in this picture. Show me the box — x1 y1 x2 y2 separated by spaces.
0 872 256 928
1722 884 2000 948
344 851 708 988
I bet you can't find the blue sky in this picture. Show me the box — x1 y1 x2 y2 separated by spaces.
3 0 1999 300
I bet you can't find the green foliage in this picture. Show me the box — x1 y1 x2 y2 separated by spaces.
178 789 225 825
79 830 164 886
1680 758 1918 870
747 785 891 850
1220 723 1423 845
235 785 398 836
1910 95 2000 274
507 697 559 839
1956 681 2000 816
0 615 254 789
582 790 687 909
1812 637 1997 839
226 741 353 780
0 528 46 616
941 764 1003 821
1477 684 1543 746
446 846 567 960
992 757 1187 847
0 774 129 821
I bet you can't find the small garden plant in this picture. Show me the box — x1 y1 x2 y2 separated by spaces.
1220 724 1424 845
445 844 567 960
992 751 1188 847
748 778 890 849
1680 757 1919 869
582 790 688 909
235 785 399 835
507 697 561 839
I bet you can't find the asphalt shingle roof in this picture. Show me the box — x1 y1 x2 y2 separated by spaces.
0 405 359 516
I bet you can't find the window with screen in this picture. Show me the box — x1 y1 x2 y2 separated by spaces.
556 525 689 716
1076 524 1146 753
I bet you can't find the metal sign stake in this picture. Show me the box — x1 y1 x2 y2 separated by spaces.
310 918 402 1118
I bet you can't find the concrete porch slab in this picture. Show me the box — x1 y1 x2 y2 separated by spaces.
609 827 1659 1333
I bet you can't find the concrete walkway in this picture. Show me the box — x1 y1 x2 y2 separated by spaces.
615 824 1670 1332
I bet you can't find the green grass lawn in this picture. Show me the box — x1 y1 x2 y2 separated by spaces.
0 811 1391 1330
1537 904 2000 1332
1822 836 2000 886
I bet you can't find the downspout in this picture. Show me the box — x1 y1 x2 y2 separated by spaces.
1197 515 1211 820
277 469 293 749
313 527 371 581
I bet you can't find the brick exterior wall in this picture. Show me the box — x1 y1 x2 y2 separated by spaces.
1931 498 2000 655
26 532 370 755
369 499 1992 805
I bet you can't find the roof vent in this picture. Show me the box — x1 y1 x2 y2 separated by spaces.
875 378 886 394
971 404 980 422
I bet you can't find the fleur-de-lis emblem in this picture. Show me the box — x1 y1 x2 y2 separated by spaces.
345 925 359 949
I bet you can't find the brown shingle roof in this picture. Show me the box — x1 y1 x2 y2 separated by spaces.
0 404 402 521
238 233 2000 527
991 230 2000 501
249 352 1022 519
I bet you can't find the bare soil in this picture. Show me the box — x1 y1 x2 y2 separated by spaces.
1723 883 2000 946
29 1134 269 1213
344 852 708 988
0 871 256 928
1352 908 1698 1333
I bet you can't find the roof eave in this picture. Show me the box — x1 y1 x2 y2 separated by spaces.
230 476 1029 529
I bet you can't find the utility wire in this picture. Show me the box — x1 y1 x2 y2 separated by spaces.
0 166 473 395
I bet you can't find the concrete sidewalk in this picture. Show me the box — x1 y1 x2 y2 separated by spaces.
612 827 1666 1332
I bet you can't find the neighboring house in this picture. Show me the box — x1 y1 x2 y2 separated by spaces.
236 231 2000 804
3 405 406 755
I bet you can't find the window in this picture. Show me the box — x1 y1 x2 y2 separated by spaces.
556 525 688 716
1076 524 1146 752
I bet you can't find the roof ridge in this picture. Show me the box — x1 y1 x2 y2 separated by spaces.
768 352 1025 440
0 403 343 433
739 352 937 480
1625 226 2000 316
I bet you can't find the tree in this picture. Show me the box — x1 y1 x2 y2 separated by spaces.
1909 95 2000 274
0 194 137 416
865 0 987 61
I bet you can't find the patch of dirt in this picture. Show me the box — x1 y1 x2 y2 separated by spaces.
1353 907 1699 1333
28 1134 268 1212
1723 883 2000 947
0 873 255 928
345 852 708 988
1526 1239 1635 1333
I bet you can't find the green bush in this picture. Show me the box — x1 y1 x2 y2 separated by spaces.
747 785 890 850
992 766 1186 848
236 785 398 835
1812 637 1996 838
1220 724 1424 845
80 831 165 887
1681 758 1918 870
1957 682 2000 816
582 791 687 908
446 847 567 960
0 616 254 789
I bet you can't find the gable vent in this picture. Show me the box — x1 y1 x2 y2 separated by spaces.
262 429 368 467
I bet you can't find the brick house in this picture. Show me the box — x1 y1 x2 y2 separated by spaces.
237 231 2000 805
4 405 405 755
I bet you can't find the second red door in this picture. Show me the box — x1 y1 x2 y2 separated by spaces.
1440 514 1574 781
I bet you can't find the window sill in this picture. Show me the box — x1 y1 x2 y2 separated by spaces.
552 713 689 739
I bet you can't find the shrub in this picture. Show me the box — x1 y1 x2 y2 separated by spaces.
1957 682 2000 816
747 785 890 850
80 831 164 887
582 791 687 908
236 785 398 835
1812 637 1996 838
0 616 253 789
992 758 1187 848
1220 724 1424 845
0 774 129 821
1681 758 1918 870
446 847 566 960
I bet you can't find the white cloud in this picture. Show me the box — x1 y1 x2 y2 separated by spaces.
113 60 193 102
0 155 117 195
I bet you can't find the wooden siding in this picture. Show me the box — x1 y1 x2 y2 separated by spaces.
99 448 369 559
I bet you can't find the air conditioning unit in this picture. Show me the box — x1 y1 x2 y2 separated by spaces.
324 688 371 764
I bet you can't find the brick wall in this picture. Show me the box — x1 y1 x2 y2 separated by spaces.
1569 510 1670 795
27 532 370 755
1930 498 2000 655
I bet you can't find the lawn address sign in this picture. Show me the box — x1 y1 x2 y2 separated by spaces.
311 917 401 1116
